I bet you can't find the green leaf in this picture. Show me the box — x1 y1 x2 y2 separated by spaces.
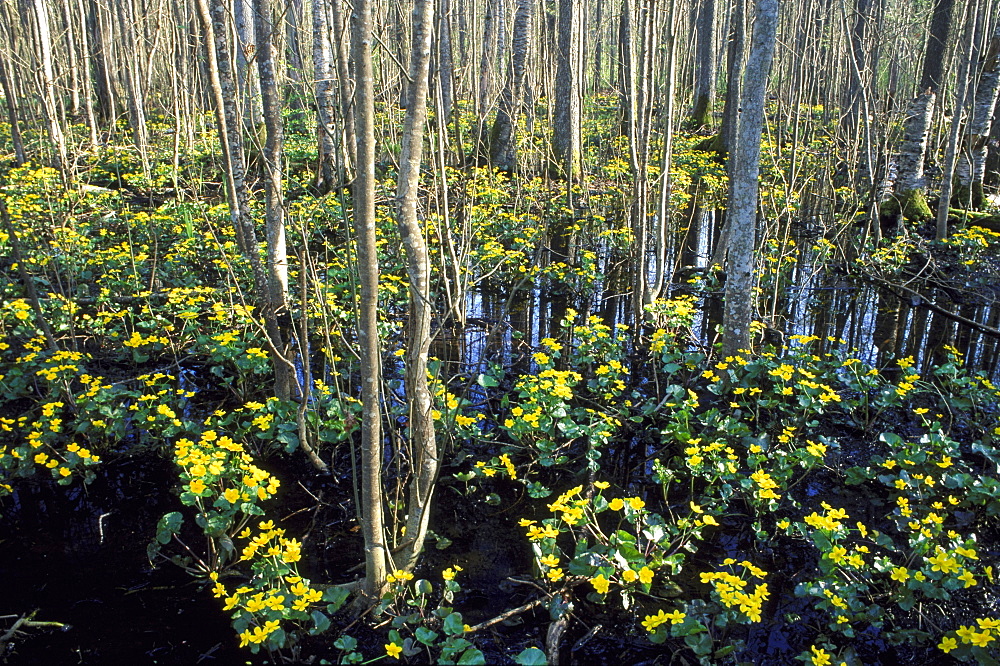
415 627 438 645
323 586 350 612
156 511 183 544
477 374 499 388
457 648 486 665
513 647 547 665
684 631 713 656
443 612 465 636
310 610 331 634
334 634 357 651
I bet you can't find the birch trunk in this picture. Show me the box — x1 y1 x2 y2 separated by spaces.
329 0 356 173
890 0 954 222
956 21 1000 210
489 0 530 172
691 0 716 129
394 0 437 572
350 0 388 599
722 0 779 357
0 50 26 165
255 0 294 401
312 0 337 192
553 0 581 179
32 0 69 176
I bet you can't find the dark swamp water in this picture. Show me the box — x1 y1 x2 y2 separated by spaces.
2 251 999 664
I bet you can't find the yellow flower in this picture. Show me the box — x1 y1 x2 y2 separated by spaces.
890 567 909 583
594 481 610 490
546 567 564 582
701 514 719 526
627 497 645 510
591 574 610 595
638 567 654 585
608 498 625 511
189 478 206 495
442 565 463 581
938 636 957 653
810 645 832 666
622 569 638 583
385 642 403 659
958 570 977 588
223 488 240 503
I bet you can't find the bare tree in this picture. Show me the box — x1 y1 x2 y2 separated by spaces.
350 0 388 599
490 0 531 172
312 0 337 192
255 0 295 400
691 0 717 129
394 0 437 572
0 50 25 165
553 0 581 178
955 20 1000 210
31 0 69 176
722 0 779 356
891 0 955 222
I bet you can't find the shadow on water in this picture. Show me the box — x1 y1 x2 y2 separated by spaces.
0 454 252 665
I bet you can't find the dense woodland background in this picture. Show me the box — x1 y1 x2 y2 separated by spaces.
2 0 1000 663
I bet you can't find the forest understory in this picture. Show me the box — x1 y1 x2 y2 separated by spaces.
3 0 1000 664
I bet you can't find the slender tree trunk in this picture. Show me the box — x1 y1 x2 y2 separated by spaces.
115 0 150 175
313 0 337 192
489 0 530 172
206 0 255 254
330 0 356 173
75 0 98 145
87 0 115 122
722 0 779 356
233 0 259 132
956 20 1000 210
255 0 294 401
32 0 69 176
438 0 455 121
0 51 26 165
691 0 716 129
351 0 388 599
719 0 745 155
936 0 978 239
476 0 497 153
285 0 306 110
394 0 437 572
553 0 581 178
891 0 955 222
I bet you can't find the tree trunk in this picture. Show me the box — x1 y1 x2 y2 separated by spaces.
690 0 716 129
955 20 1000 210
330 0 356 173
890 0 955 222
312 0 337 192
936 0 977 239
553 0 581 178
255 0 294 401
438 0 455 122
87 0 115 122
722 0 779 357
350 0 388 599
0 51 26 165
489 0 530 172
115 0 150 175
32 0 69 176
394 0 437 572
718 0 745 155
